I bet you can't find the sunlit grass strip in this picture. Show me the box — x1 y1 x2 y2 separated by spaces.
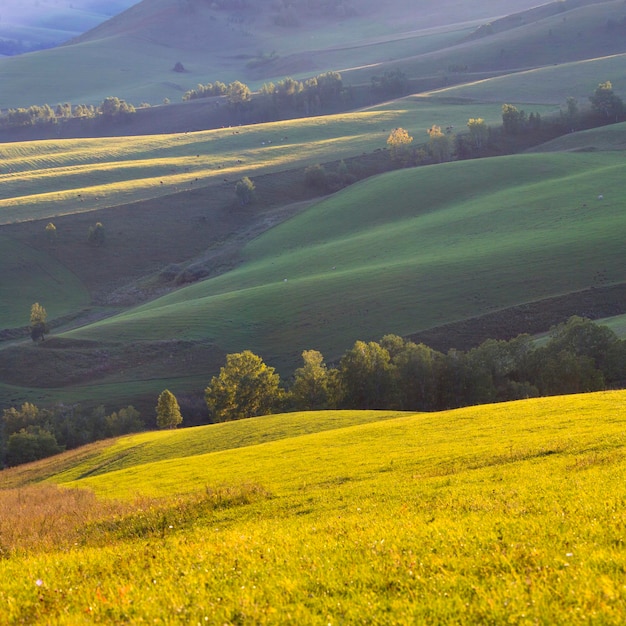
0 102 552 224
1 392 626 623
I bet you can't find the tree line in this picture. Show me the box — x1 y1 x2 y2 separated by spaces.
385 81 626 168
182 71 345 117
0 96 137 129
3 316 624 468
202 316 626 421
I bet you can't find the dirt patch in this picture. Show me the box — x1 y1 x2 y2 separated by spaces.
410 282 626 352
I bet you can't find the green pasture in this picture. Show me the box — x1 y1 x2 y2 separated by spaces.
530 120 626 151
61 151 626 369
0 99 552 225
0 235 88 328
429 52 626 105
2 391 626 623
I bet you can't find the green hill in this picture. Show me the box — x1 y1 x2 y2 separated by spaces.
62 151 626 358
0 0 602 109
1 392 626 623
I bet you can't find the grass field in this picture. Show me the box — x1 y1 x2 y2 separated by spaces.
428 52 626 105
57 150 626 372
1 391 626 623
0 234 89 327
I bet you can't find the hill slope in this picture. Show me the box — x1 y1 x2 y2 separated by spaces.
1 392 626 623
0 0 590 108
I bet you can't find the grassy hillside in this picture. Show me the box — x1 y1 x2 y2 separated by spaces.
0 234 89 328
428 51 626 104
347 0 626 87
1 391 626 623
60 151 626 364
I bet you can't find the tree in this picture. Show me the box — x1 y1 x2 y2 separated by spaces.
338 341 395 409
565 96 579 129
589 81 624 122
88 222 105 246
30 302 48 342
235 177 256 205
5 427 63 467
386 127 413 165
501 104 526 135
205 350 283 422
304 164 328 189
45 222 57 246
467 118 488 150
290 350 333 410
105 405 143 437
156 390 183 429
99 96 135 118
427 125 453 163
227 81 251 107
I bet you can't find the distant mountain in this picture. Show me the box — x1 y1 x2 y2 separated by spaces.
0 0 137 55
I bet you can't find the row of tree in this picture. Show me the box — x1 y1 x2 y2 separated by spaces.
0 402 143 467
4 316 624 467
182 71 345 117
200 316 626 421
385 81 626 168
0 97 136 129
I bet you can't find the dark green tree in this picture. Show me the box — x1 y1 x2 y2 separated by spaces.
289 350 334 410
156 390 183 429
5 427 63 467
590 81 624 122
205 350 283 421
235 177 256 205
501 104 526 135
338 340 395 409
88 222 105 246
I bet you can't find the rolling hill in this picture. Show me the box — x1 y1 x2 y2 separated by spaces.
1 392 625 623
2 137 626 411
2 0 626 413
0 0 136 55
0 0 606 109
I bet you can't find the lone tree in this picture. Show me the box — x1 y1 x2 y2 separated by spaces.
155 390 183 429
29 302 48 342
386 127 413 165
205 350 283 422
235 177 256 205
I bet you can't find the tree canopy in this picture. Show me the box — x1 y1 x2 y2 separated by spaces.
156 390 183 429
205 350 283 421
